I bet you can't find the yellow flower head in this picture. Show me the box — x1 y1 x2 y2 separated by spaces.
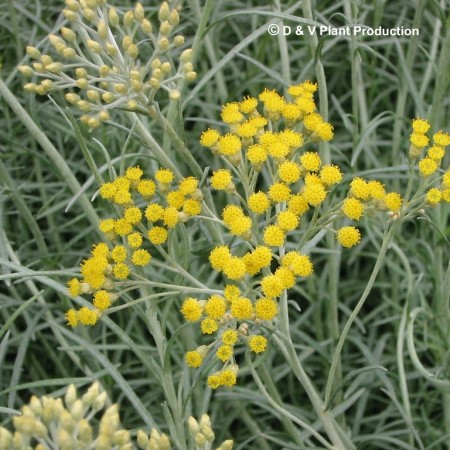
248 335 267 353
302 183 327 206
185 350 204 368
145 203 165 222
236 121 258 138
277 210 299 231
221 102 244 124
288 194 309 216
163 206 180 228
260 274 283 298
282 103 301 121
259 89 285 113
124 206 142 224
278 129 303 148
125 166 143 182
127 232 143 249
181 297 203 322
137 179 156 197
66 309 78 327
183 199 202 216
263 225 285 247
210 169 233 190
281 252 313 277
300 152 321 172
114 218 133 236
99 182 117 200
216 345 233 362
239 96 258 114
342 198 364 221
218 134 242 156
179 177 199 195
433 131 450 147
426 188 442 205
200 129 221 147
68 277 81 297
230 297 254 320
111 245 127 262
255 298 278 321
219 369 237 387
316 122 334 141
427 145 445 161
303 112 323 132
224 284 240 302
350 177 370 200
278 161 301 184
222 329 239 345
113 263 130 279
368 180 386 200
222 205 244 224
93 290 111 311
320 165 343 186
223 256 247 280
166 190 185 210
268 182 291 203
131 249 151 266
148 226 168 245
275 267 296 289
77 307 99 326
246 144 268 165
155 168 174 184
412 118 430 134
410 133 429 148
443 170 450 188
383 192 403 212
418 158 438 177
205 295 227 319
201 318 219 334
337 226 361 248
248 192 270 214
209 245 232 271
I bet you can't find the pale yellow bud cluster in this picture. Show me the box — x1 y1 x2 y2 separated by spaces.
20 0 197 127
137 429 171 450
187 415 234 450
0 383 132 450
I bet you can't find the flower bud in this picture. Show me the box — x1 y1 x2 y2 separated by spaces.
114 83 128 94
185 71 197 82
70 399 84 420
87 39 102 53
194 432 206 446
93 391 107 411
82 8 96 22
127 44 139 59
217 440 234 450
97 21 108 39
173 35 184 46
78 418 93 443
24 83 37 92
26 46 41 59
102 92 114 103
63 48 77 58
18 65 34 77
137 430 149 448
123 10 134 27
141 19 152 34
108 7 119 27
169 9 179 26
158 2 170 21
87 89 100 102
169 90 180 101
159 434 170 450
65 0 80 12
134 3 144 23
180 49 192 63
65 93 81 103
98 110 110 122
45 62 63 73
29 396 43 416
63 9 78 21
188 416 199 435
159 21 172 36
41 54 53 65
61 27 77 42
98 64 110 77
158 37 170 50
76 78 89 89
106 43 117 56
48 34 64 49
160 62 171 73
32 62 45 73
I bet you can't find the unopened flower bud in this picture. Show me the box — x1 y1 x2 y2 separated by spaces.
180 49 192 63
158 37 169 50
26 46 41 59
98 110 110 122
195 432 206 446
141 19 152 34
149 77 160 88
78 418 93 443
61 27 77 42
217 440 234 450
65 0 80 12
126 99 138 110
85 0 97 8
102 92 114 103
63 48 77 58
114 83 128 94
70 399 84 420
24 82 37 92
87 39 102 53
123 10 134 27
137 430 149 448
65 93 81 103
97 21 108 39
18 65 34 77
88 117 100 128
122 35 132 50
127 44 139 59
41 79 53 90
131 80 143 92
98 64 110 77
82 8 96 22
169 89 180 100
188 416 200 435
160 434 170 450
158 2 170 21
32 62 45 73
108 7 119 27
169 9 179 26
159 21 172 35
48 34 64 49
41 54 53 65
160 62 171 73
134 3 144 22
87 89 100 102
76 78 89 89
185 71 197 81
173 35 184 46
106 43 117 56
63 9 78 21
93 391 107 411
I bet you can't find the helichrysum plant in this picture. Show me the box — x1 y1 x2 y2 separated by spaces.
9 0 449 449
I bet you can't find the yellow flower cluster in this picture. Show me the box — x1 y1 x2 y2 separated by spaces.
66 166 201 326
408 118 450 205
19 1 196 128
186 83 340 388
